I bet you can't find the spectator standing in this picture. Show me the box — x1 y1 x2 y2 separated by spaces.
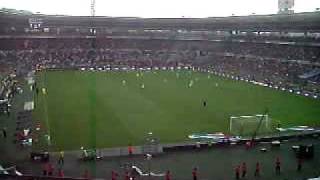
297 158 302 172
124 171 130 180
58 151 64 164
57 169 64 177
254 162 260 177
235 165 240 180
128 144 133 156
111 170 118 180
83 169 90 179
165 170 171 180
241 162 247 178
275 157 281 175
48 163 54 176
192 167 198 180
42 163 47 176
2 127 7 138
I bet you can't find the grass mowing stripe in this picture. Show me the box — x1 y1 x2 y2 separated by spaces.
88 73 97 149
41 72 52 150
87 73 97 174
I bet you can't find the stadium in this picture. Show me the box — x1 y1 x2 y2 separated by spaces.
1 0 320 179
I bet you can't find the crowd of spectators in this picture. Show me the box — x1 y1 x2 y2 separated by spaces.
204 55 319 95
0 38 319 97
0 74 17 114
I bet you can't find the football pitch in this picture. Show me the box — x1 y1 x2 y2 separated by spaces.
33 70 320 151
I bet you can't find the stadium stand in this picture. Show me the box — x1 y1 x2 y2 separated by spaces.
0 11 319 97
1 9 320 180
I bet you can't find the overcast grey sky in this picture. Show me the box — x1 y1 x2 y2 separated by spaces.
1 0 319 17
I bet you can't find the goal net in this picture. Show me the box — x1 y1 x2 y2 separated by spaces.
229 114 271 136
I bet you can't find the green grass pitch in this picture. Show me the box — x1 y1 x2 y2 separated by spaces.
33 70 320 151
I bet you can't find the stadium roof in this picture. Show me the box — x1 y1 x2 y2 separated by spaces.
1 11 320 32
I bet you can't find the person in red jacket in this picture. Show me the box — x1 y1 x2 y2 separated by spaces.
47 163 54 176
111 170 119 180
254 162 260 177
165 170 171 180
241 162 247 178
235 165 240 180
42 163 47 176
275 157 281 175
57 169 64 177
192 167 198 180
83 169 90 179
124 171 130 180
128 144 133 156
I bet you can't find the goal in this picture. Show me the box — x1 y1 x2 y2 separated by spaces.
229 114 271 136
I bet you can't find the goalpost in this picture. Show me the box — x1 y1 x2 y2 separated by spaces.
229 114 271 136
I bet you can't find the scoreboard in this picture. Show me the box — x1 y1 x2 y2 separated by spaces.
28 18 43 29
278 0 294 14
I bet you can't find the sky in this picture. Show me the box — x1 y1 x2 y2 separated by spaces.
1 0 320 18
